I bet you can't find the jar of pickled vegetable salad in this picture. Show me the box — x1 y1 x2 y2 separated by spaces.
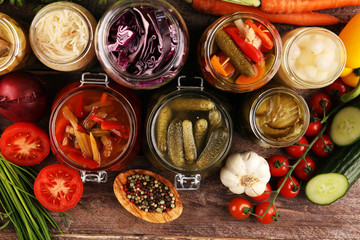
49 73 141 182
29 2 97 72
276 27 346 89
0 12 34 76
143 76 233 190
95 0 189 90
198 12 282 93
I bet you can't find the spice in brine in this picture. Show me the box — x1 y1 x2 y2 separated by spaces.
123 174 176 213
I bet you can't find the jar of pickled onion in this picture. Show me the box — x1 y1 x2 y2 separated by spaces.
95 0 189 90
49 73 141 182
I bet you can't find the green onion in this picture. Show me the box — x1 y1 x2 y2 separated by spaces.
0 154 62 240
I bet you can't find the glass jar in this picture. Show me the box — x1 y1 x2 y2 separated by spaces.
276 27 346 89
0 12 34 76
239 82 309 148
29 2 97 72
198 12 282 93
143 76 233 190
49 73 141 182
95 0 189 90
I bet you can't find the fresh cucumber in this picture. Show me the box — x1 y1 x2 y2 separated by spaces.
305 173 349 205
330 105 360 146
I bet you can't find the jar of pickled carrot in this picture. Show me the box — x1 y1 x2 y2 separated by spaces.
49 73 141 182
198 12 282 93
143 76 233 190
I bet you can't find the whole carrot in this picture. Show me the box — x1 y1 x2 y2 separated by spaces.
189 0 341 25
261 0 360 14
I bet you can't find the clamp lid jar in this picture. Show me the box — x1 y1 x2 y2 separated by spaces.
95 0 189 90
144 76 233 189
49 73 141 182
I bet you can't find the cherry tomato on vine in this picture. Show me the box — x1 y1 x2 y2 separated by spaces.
309 92 332 116
254 202 277 224
305 113 322 137
228 198 252 219
325 78 349 99
267 155 289 177
250 183 271 201
294 157 317 180
277 176 300 198
285 136 309 158
312 134 334 157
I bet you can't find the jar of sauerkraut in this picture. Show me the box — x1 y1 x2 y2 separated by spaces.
95 0 189 90
0 12 34 76
29 2 97 72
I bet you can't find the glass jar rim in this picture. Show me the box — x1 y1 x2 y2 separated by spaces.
95 0 189 84
0 17 20 71
29 2 94 65
249 86 310 147
49 84 139 171
203 12 282 92
281 27 347 88
146 88 233 174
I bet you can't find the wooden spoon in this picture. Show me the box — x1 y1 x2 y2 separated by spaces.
113 169 183 223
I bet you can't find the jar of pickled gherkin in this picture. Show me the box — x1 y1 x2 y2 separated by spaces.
143 76 233 190
0 12 34 76
49 73 141 183
239 82 309 148
198 12 282 93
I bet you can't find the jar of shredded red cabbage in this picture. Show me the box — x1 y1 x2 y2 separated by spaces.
95 0 189 90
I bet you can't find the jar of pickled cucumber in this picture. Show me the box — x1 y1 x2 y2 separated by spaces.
0 12 34 76
198 12 282 93
95 0 189 90
239 82 309 148
49 73 141 183
143 76 233 190
276 27 346 89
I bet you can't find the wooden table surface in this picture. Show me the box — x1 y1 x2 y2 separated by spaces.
1 1 360 239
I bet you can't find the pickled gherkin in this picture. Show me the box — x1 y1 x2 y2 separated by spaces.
196 127 229 168
169 98 215 111
156 106 172 153
209 109 221 129
182 120 197 163
167 119 185 167
194 118 208 153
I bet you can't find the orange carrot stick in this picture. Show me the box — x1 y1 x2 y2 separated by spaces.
261 0 360 14
190 0 341 25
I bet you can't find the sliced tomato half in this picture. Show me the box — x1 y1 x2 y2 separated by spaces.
34 164 84 212
0 122 50 166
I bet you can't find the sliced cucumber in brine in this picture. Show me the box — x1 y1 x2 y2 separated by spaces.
330 106 360 146
305 173 349 205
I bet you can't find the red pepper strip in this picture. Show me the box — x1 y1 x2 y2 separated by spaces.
109 128 129 139
55 117 70 144
60 145 82 156
224 26 263 63
245 20 273 51
74 95 84 118
68 152 100 169
88 115 105 124
76 125 86 132
101 121 129 134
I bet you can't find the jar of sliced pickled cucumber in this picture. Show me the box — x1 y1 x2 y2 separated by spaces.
0 12 34 76
49 73 141 183
239 82 309 148
143 76 233 190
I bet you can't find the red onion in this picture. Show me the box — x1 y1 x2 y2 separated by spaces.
0 72 47 122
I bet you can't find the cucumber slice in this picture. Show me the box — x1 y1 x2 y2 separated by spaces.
330 106 360 146
305 173 349 205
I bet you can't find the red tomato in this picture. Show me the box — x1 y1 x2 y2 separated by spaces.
228 198 252 219
285 136 309 158
294 157 317 180
0 122 50 166
250 183 272 201
34 164 83 212
305 113 322 137
309 92 332 116
325 78 349 99
312 134 334 157
254 202 277 224
277 176 300 198
267 155 289 177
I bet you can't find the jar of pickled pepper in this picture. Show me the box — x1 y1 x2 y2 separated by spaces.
239 82 309 148
143 76 233 190
49 73 141 182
